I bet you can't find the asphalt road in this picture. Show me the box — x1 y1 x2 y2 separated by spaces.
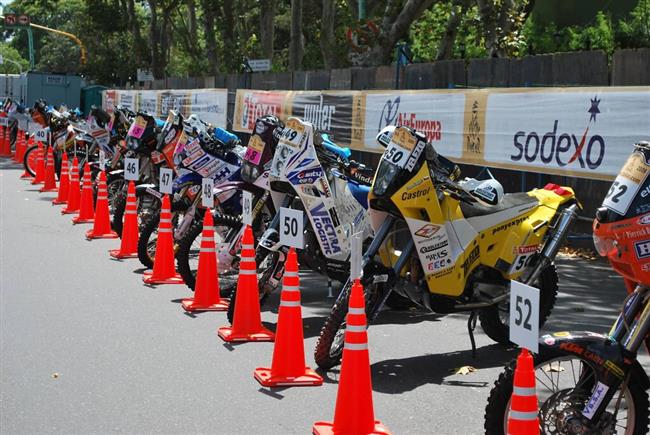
1 159 647 435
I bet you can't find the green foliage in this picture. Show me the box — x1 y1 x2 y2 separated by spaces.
617 0 650 47
0 43 30 73
567 11 615 54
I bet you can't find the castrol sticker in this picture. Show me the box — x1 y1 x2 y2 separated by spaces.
602 151 650 215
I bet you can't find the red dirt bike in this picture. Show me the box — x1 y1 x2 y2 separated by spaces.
484 140 650 434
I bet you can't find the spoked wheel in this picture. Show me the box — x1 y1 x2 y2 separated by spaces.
137 210 178 269
225 249 278 324
314 270 387 370
112 191 161 237
484 350 649 435
23 146 39 177
479 263 559 345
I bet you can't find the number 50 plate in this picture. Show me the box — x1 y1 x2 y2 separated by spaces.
383 127 417 169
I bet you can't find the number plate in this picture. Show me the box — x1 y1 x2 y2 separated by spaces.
509 280 540 353
124 157 139 181
35 128 49 143
201 178 214 208
244 135 265 165
127 116 147 139
242 190 253 225
279 207 304 249
602 151 650 215
159 167 173 194
280 118 306 148
383 127 417 169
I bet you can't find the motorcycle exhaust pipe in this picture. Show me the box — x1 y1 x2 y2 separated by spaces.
525 203 578 285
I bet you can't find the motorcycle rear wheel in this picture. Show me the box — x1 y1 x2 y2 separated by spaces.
479 263 558 345
484 349 649 435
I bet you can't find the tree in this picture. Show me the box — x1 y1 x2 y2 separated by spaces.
320 0 337 68
289 0 304 70
260 0 277 61
0 43 30 74
475 0 535 57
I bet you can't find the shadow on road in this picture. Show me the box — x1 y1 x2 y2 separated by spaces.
370 344 516 394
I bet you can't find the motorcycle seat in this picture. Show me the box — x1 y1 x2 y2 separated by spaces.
460 192 538 218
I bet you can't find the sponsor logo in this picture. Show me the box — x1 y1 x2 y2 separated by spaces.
640 185 650 198
635 239 650 259
420 240 449 253
466 100 481 154
623 227 649 239
514 244 538 255
641 263 650 272
473 186 496 202
240 93 283 131
164 127 177 145
492 216 528 235
431 266 454 279
311 202 342 256
289 168 324 185
604 360 625 378
378 97 442 143
639 214 650 225
424 249 448 261
427 258 453 271
302 95 336 131
415 224 440 238
511 97 605 170
461 246 480 276
402 187 430 201
553 331 571 337
542 335 556 345
582 382 609 419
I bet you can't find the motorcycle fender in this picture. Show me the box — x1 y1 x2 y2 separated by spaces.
539 331 649 389
135 183 160 199
109 169 124 176
214 180 266 197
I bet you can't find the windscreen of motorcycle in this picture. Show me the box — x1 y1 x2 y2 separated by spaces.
600 145 650 222
372 126 426 199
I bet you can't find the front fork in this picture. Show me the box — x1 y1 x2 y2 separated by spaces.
524 203 578 285
335 215 414 321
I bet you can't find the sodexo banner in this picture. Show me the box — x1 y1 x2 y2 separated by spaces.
105 86 650 180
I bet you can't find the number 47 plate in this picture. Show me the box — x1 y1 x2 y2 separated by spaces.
509 281 540 353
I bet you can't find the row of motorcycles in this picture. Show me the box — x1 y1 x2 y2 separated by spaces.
9 96 649 434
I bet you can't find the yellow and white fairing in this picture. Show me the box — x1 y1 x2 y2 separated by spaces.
370 128 575 298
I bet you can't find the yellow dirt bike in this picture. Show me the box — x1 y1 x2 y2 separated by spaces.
315 125 580 369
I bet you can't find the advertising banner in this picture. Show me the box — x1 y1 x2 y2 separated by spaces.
358 90 467 158
482 88 650 180
188 89 227 127
289 91 360 146
233 89 290 133
137 90 158 114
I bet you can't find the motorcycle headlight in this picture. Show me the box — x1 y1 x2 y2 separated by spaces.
593 233 617 257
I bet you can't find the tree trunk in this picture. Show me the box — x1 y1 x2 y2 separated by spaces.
202 0 219 74
436 0 467 60
147 0 165 79
375 0 435 64
320 0 337 69
289 0 304 70
260 0 276 61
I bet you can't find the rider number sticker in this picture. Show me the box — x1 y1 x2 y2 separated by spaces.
128 116 147 139
602 151 650 216
280 118 306 148
244 134 265 165
383 127 418 170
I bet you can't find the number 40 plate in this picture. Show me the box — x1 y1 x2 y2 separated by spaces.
509 280 540 353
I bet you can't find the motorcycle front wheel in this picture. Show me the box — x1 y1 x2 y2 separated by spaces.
484 349 649 435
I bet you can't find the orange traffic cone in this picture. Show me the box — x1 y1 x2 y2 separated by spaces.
217 225 274 342
254 248 322 386
507 349 540 435
62 156 81 214
12 130 22 163
142 195 184 284
52 153 70 205
72 162 94 224
0 125 11 158
181 210 229 311
86 171 118 239
20 137 34 179
312 279 391 435
31 144 45 185
39 147 58 192
109 181 139 259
